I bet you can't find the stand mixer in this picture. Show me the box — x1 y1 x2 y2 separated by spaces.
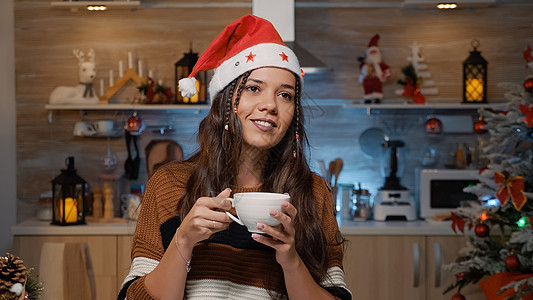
373 140 417 221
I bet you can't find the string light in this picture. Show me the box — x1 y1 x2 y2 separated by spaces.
516 216 527 228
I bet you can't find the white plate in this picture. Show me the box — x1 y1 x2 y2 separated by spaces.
359 127 387 159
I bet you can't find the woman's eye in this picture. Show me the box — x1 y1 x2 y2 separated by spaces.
245 85 259 93
279 92 294 101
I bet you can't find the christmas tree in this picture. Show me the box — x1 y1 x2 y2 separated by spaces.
442 46 533 300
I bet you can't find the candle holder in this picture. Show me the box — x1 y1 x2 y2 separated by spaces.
463 39 488 103
51 157 87 225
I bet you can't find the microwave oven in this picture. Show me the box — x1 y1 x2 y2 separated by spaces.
419 169 480 219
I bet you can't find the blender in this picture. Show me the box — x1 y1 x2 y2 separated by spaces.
373 140 417 221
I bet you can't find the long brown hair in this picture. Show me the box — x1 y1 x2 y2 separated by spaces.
179 69 329 293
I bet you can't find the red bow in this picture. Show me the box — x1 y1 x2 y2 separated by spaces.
519 104 533 127
494 171 527 211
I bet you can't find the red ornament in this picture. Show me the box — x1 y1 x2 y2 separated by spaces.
524 77 533 93
475 223 490 238
505 254 520 271
425 117 443 134
474 118 488 134
125 113 145 135
451 293 466 300
455 272 466 279
520 104 533 127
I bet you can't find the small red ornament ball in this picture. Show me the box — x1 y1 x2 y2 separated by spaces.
425 117 443 134
452 293 466 300
505 254 520 272
475 223 490 238
524 77 533 93
474 119 488 134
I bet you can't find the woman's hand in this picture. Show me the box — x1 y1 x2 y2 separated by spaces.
177 188 233 253
251 200 300 270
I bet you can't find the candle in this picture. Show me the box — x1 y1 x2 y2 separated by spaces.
138 60 143 77
148 70 153 78
100 79 104 96
60 197 78 223
109 70 114 86
128 51 133 69
466 78 483 102
119 60 124 77
158 79 163 86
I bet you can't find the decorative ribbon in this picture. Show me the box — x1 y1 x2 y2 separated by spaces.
81 82 94 98
494 171 527 211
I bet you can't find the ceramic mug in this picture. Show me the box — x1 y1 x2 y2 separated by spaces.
94 120 115 135
73 121 96 137
225 192 290 233
120 193 141 220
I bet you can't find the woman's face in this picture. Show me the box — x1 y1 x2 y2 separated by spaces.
234 67 296 152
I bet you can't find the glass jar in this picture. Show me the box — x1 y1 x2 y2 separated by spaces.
37 191 53 221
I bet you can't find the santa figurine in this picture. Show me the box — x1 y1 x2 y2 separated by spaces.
358 34 392 103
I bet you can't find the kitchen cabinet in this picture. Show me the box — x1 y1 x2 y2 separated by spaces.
343 235 485 300
12 235 119 300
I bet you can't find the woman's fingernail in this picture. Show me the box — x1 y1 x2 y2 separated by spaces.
269 208 277 216
225 188 232 192
257 223 264 230
251 233 260 240
282 201 289 208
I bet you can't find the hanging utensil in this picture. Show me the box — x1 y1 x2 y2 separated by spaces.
334 158 343 188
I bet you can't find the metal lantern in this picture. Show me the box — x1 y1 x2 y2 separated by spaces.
51 156 86 225
174 47 207 104
463 40 488 103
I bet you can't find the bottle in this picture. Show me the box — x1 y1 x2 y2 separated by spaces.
456 143 467 169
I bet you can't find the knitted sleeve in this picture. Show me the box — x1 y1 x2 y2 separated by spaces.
312 174 352 300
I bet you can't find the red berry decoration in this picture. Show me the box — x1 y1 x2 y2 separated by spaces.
452 293 466 300
524 77 533 93
475 223 490 238
425 117 443 135
505 254 520 272
474 117 487 134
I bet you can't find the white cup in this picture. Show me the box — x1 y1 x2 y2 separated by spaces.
94 120 115 135
73 121 96 136
225 192 290 233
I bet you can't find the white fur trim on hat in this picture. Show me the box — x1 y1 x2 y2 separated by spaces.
208 43 303 101
178 77 198 98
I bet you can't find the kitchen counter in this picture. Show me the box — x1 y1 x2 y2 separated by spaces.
12 217 458 236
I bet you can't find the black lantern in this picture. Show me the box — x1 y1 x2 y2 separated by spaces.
463 39 488 103
174 46 207 104
51 157 86 225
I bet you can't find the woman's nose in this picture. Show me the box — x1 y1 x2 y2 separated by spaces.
257 93 278 114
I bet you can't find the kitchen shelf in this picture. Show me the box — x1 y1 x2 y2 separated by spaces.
45 103 211 122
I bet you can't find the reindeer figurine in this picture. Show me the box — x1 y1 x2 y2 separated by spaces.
49 49 99 105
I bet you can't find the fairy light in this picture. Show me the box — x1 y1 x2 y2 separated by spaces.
480 211 488 221
516 216 527 228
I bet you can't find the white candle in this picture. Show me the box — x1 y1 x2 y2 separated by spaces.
138 60 143 77
148 70 153 78
109 70 114 86
158 79 163 86
119 60 123 77
100 79 104 96
128 51 133 69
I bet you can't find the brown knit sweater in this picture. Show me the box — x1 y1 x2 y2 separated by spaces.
119 161 351 300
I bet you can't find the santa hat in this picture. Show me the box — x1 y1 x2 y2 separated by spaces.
368 34 380 48
178 14 303 101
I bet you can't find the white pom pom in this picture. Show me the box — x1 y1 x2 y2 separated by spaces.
178 77 197 98
10 283 23 296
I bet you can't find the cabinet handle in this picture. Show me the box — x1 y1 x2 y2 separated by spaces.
435 243 441 288
413 242 420 288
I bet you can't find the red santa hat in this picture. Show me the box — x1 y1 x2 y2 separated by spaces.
178 14 303 101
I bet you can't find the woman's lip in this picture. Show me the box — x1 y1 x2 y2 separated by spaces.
251 119 276 132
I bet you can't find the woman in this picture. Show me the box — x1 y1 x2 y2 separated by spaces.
119 15 351 300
